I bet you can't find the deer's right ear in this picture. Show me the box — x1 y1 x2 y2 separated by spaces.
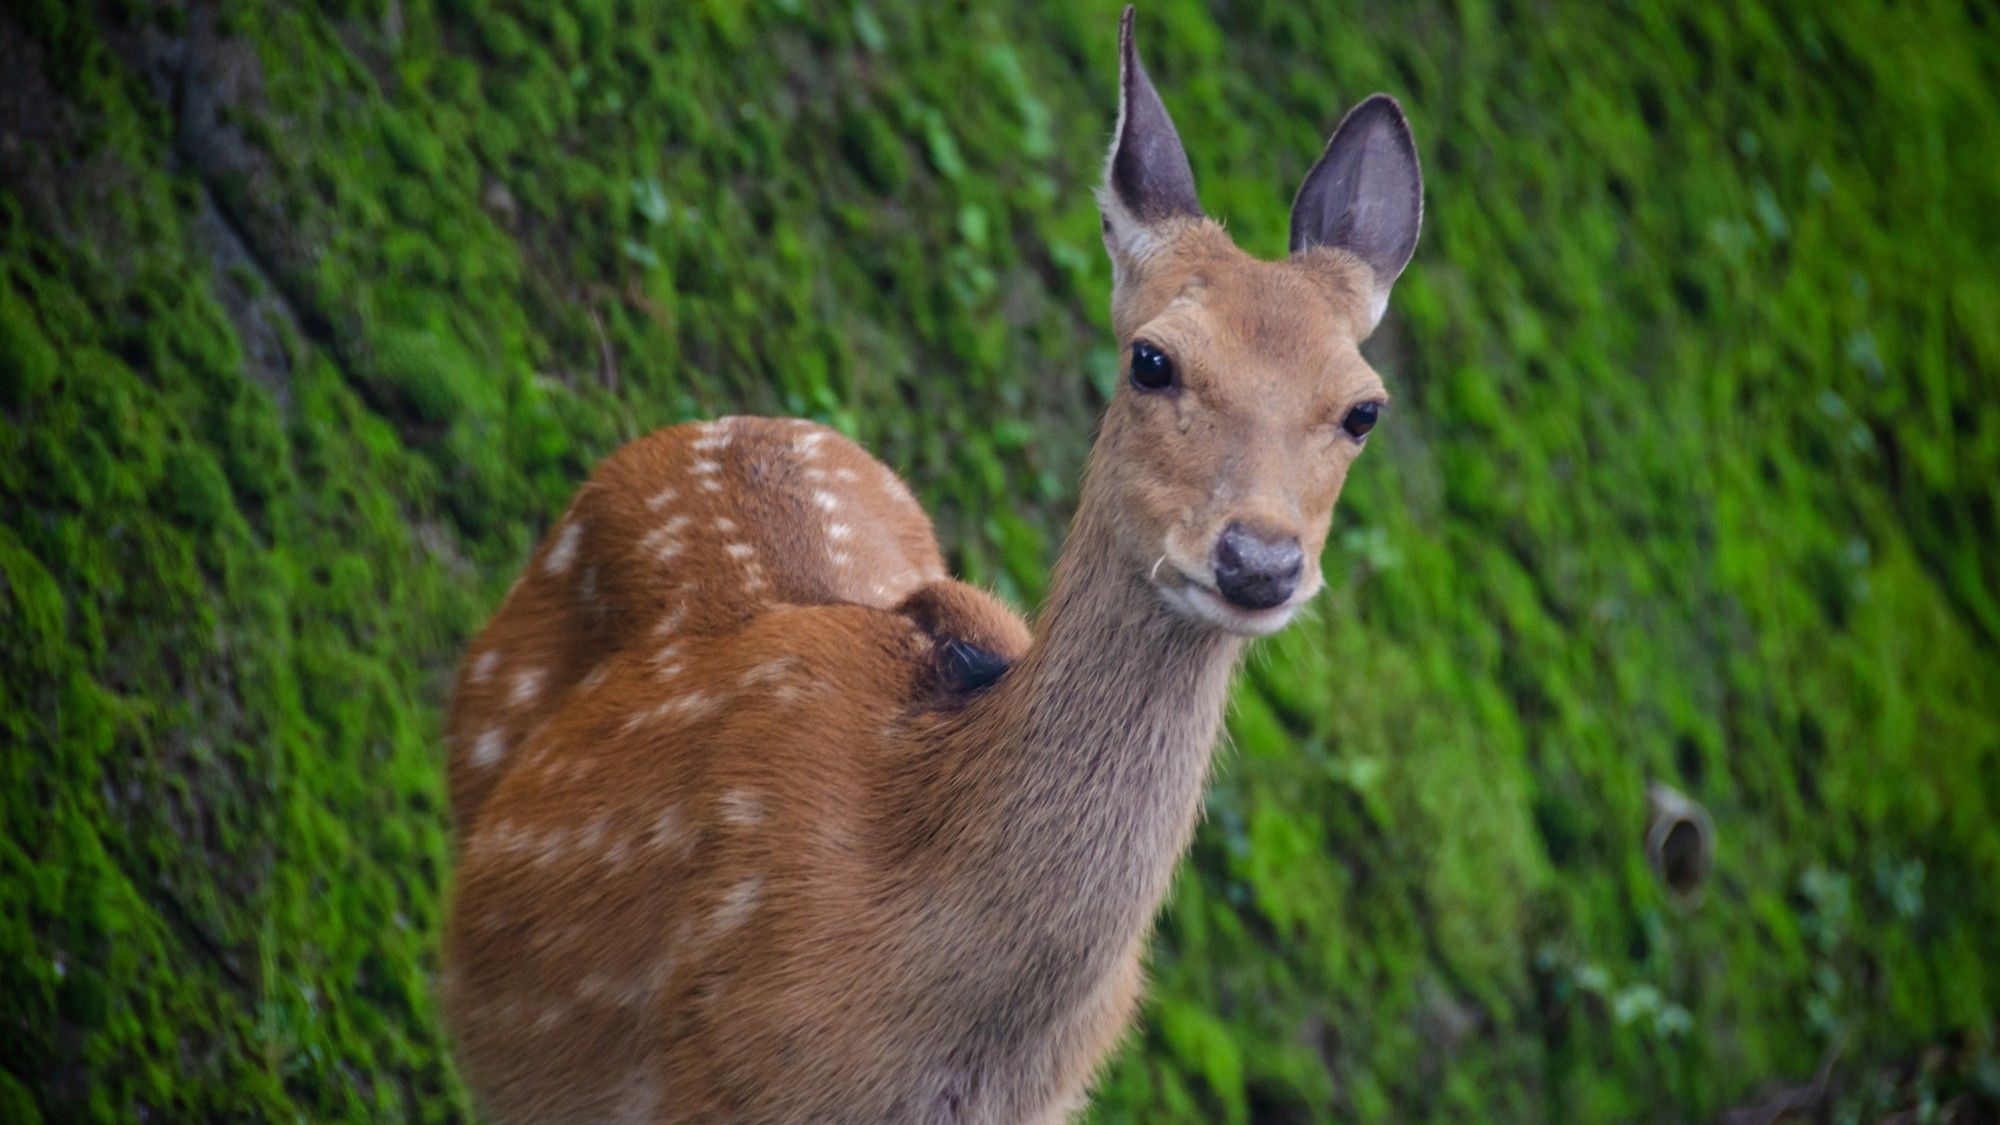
1290 94 1424 333
1099 7 1201 272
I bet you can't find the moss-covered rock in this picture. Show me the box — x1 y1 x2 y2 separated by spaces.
3 0 1996 1120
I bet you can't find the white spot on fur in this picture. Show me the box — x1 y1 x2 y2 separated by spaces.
643 956 677 995
575 816 608 855
801 467 827 482
509 668 544 707
713 515 738 532
725 542 755 560
531 825 574 867
470 649 501 684
737 658 799 688
829 550 852 567
579 663 610 692
641 514 692 561
610 1075 661 1125
710 876 763 935
690 429 733 452
827 522 852 542
622 690 720 734
624 965 668 1006
578 973 619 1002
690 458 721 476
544 522 582 574
471 728 507 768
832 467 861 484
719 790 765 827
700 478 724 492
792 430 825 455
645 485 678 511
811 490 839 513
653 606 686 635
473 816 521 857
644 805 689 856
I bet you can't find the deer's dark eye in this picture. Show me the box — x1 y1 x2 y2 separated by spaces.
1341 401 1382 438
1129 342 1176 392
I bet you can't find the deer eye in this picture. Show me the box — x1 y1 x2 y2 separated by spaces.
1129 342 1176 392
1341 401 1382 438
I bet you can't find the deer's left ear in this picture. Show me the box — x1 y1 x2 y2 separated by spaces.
1290 94 1424 333
1100 7 1202 273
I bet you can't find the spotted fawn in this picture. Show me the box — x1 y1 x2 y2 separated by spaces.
442 9 1422 1121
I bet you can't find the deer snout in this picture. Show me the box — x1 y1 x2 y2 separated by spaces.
1211 522 1303 611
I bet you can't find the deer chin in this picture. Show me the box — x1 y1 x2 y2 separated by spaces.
1155 575 1302 637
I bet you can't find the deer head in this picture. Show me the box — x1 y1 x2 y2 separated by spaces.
1093 8 1423 637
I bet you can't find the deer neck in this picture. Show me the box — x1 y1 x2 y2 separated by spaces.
914 461 1245 959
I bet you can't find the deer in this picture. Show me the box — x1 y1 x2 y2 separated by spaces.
440 8 1422 1122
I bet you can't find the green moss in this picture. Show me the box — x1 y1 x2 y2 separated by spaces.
4 0 1998 1120
0 287 59 405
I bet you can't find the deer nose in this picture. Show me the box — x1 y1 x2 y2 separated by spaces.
1211 523 1303 611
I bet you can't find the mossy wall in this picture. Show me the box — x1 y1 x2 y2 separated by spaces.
4 0 1997 1120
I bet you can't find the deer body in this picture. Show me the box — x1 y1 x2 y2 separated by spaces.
444 415 1216 1122
444 11 1423 1122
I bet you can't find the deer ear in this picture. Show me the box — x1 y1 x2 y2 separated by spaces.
1290 94 1423 330
1100 7 1201 267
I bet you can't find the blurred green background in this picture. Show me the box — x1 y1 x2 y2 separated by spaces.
4 0 1998 1120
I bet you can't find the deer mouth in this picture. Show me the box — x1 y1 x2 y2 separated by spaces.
1156 573 1304 637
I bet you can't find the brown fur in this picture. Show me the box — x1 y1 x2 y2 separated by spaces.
442 11 1419 1122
